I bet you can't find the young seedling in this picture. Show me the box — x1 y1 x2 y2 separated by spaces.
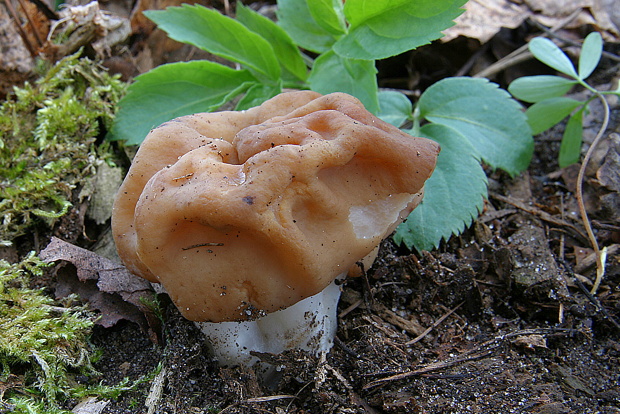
509 32 619 293
508 32 619 168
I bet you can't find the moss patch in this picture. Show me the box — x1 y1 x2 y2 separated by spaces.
0 52 125 243
0 253 95 412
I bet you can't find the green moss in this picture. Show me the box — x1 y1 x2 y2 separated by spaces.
0 52 126 244
0 253 95 412
0 53 157 413
0 254 161 413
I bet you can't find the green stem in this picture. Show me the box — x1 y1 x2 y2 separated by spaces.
411 105 421 136
575 91 609 294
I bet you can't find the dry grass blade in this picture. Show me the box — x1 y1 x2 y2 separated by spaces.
404 302 464 346
219 394 296 413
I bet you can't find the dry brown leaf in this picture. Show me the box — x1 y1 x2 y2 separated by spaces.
513 334 548 349
597 133 620 192
596 133 620 223
443 0 530 44
443 0 620 44
531 0 620 40
129 0 213 69
40 237 161 342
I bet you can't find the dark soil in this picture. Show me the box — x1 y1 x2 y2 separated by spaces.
87 243 620 414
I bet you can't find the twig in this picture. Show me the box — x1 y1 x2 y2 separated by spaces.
371 302 426 336
219 395 297 413
473 8 582 79
404 301 464 345
363 328 578 390
244 395 297 403
575 244 618 274
4 0 37 57
474 50 534 79
338 298 363 318
490 193 588 242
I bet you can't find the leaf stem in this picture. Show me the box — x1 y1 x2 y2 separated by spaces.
411 105 421 136
575 92 609 294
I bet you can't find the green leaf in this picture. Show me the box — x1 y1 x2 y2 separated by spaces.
145 4 280 81
344 0 422 26
334 0 466 60
276 0 337 53
529 37 578 78
558 107 585 168
235 82 282 111
107 61 256 145
508 75 578 103
377 90 412 127
578 32 603 80
236 3 308 82
525 97 583 135
394 123 487 251
308 51 379 113
307 0 346 36
418 77 533 176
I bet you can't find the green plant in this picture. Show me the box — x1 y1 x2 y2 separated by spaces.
386 78 532 250
509 32 618 293
508 32 619 167
108 0 534 251
0 51 126 244
109 0 467 143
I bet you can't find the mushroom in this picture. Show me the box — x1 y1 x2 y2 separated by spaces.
112 91 439 368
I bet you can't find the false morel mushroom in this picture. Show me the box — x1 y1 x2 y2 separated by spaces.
112 91 439 367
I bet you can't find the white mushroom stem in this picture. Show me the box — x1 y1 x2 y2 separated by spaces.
195 274 344 367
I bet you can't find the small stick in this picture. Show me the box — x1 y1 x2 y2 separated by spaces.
364 328 578 389
404 301 464 346
491 194 588 242
473 8 582 79
16 0 43 48
4 0 37 57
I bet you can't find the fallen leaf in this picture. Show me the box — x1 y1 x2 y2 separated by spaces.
40 237 161 342
443 0 620 44
597 133 620 192
442 0 530 44
513 334 548 349
80 160 124 225
0 2 35 98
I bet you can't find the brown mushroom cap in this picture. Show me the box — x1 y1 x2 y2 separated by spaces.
112 91 439 322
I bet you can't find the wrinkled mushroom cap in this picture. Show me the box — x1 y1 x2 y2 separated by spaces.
112 91 439 322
